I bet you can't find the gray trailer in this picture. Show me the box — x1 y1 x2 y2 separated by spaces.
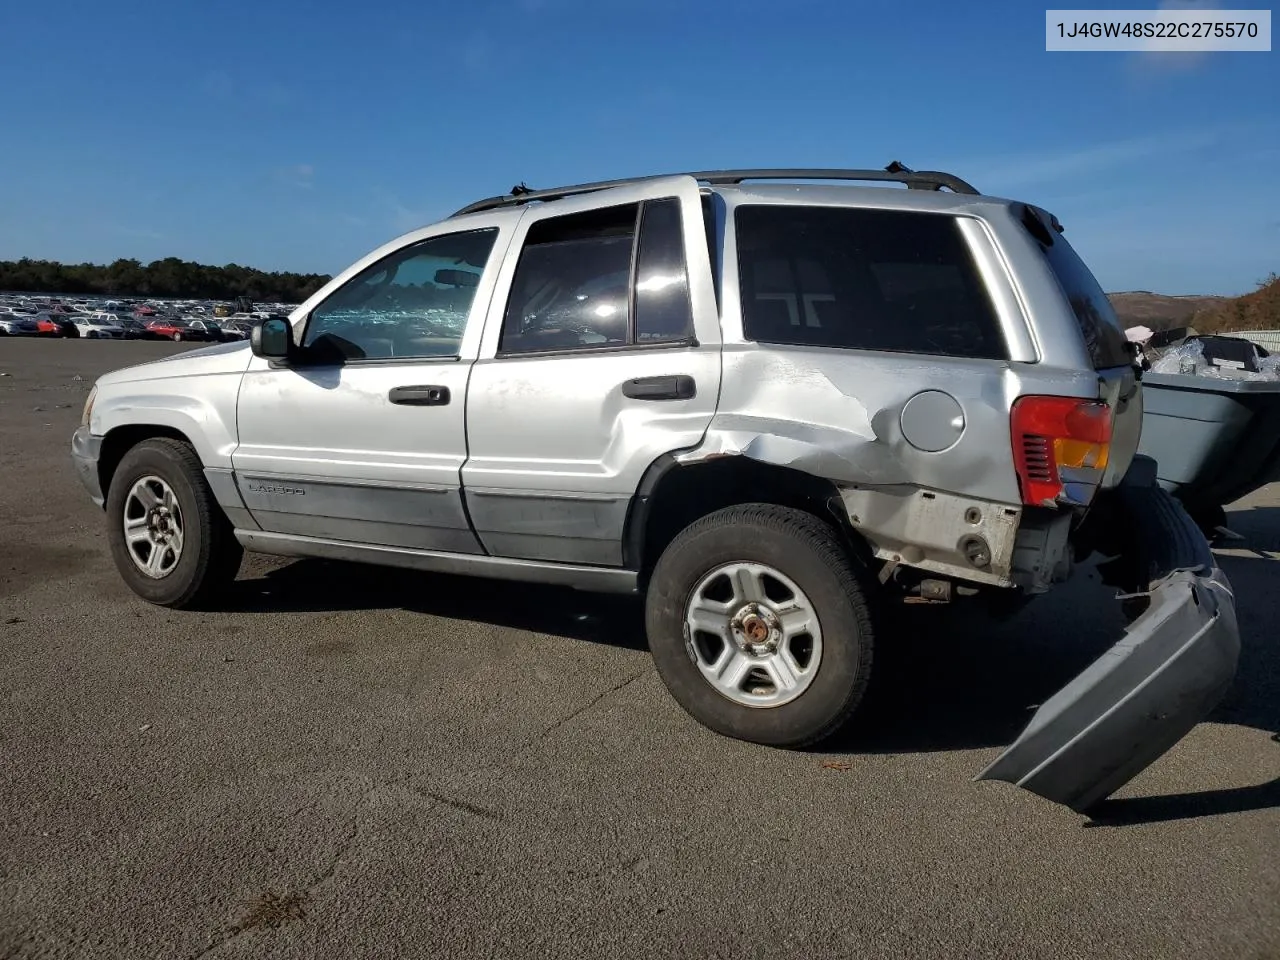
1138 371 1280 532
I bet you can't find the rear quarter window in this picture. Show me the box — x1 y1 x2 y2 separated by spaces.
1021 207 1132 370
733 205 1008 360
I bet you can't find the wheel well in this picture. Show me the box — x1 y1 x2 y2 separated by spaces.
98 425 194 499
627 456 871 580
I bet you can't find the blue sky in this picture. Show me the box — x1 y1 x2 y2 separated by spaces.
1 0 1276 294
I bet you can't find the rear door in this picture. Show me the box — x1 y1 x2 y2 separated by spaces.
461 176 722 566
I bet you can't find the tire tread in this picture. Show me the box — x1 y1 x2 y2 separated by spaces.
105 437 241 609
646 503 875 748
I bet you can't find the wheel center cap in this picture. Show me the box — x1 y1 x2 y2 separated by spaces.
730 603 781 656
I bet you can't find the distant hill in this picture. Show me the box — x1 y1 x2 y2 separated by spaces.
1106 291 1228 331
1107 276 1280 334
1186 274 1280 335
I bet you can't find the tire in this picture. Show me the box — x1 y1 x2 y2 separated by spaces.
173 332 183 341
105 438 243 608
645 504 875 748
1186 501 1227 540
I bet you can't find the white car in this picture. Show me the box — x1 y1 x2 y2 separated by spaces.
73 314 129 339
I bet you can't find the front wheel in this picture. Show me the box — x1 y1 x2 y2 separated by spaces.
105 438 243 608
646 504 875 748
173 332 183 341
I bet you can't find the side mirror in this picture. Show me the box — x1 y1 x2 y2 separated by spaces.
251 316 294 360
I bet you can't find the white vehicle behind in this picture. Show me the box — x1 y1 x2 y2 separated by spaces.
74 313 130 339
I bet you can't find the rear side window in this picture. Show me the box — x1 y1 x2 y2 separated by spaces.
734 205 1008 360
1026 212 1132 369
499 198 695 355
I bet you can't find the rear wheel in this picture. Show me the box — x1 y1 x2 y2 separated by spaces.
646 504 875 748
105 438 243 608
1186 501 1227 539
173 332 183 341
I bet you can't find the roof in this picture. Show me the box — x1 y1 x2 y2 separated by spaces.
449 165 984 218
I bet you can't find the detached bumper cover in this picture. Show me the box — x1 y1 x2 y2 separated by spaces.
977 457 1241 812
71 425 104 507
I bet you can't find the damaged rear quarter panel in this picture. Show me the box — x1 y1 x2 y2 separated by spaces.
695 344 1099 504
685 346 1095 585
677 190 1111 583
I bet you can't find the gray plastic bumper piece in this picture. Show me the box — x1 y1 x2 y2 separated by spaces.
71 425 104 507
976 456 1241 813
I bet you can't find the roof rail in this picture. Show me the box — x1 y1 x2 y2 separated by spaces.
450 163 980 217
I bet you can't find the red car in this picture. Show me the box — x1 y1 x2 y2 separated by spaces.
144 319 217 342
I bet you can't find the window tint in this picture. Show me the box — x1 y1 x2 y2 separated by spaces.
1028 213 1132 369
701 193 719 310
304 228 498 361
634 198 693 342
500 199 697 355
734 205 1008 360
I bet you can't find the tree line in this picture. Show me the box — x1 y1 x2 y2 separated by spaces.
1192 273 1280 334
0 257 332 303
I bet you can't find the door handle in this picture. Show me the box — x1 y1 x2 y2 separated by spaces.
621 375 696 401
389 385 451 406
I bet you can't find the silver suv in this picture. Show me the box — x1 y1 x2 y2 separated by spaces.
72 167 1239 812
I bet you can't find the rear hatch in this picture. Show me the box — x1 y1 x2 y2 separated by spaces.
1021 205 1143 489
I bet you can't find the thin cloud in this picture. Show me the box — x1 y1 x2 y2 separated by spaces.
1131 0 1220 74
262 83 295 108
278 164 315 189
199 70 234 98
462 32 495 76
200 70 297 108
959 126 1234 191
372 189 449 234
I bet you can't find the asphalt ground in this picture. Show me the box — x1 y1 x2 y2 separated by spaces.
2 338 1277 960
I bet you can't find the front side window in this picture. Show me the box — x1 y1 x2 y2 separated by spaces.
499 198 695 355
304 228 499 361
734 205 1008 360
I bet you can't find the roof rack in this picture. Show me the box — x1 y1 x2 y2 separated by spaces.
450 162 980 217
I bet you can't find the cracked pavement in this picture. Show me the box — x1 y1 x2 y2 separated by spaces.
2 340 1279 959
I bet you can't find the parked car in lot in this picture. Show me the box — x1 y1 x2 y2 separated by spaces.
32 314 62 336
71 165 1240 812
143 318 219 342
0 315 40 336
116 318 170 341
69 314 129 339
28 312 83 337
186 318 241 341
221 320 256 339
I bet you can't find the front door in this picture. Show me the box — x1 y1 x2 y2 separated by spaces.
233 218 514 553
462 176 722 566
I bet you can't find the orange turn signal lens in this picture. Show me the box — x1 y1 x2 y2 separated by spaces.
1011 396 1116 506
1054 438 1110 471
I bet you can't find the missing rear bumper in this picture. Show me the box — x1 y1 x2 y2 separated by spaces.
975 456 1242 812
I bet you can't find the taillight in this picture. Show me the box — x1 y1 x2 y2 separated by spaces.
1011 396 1113 507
